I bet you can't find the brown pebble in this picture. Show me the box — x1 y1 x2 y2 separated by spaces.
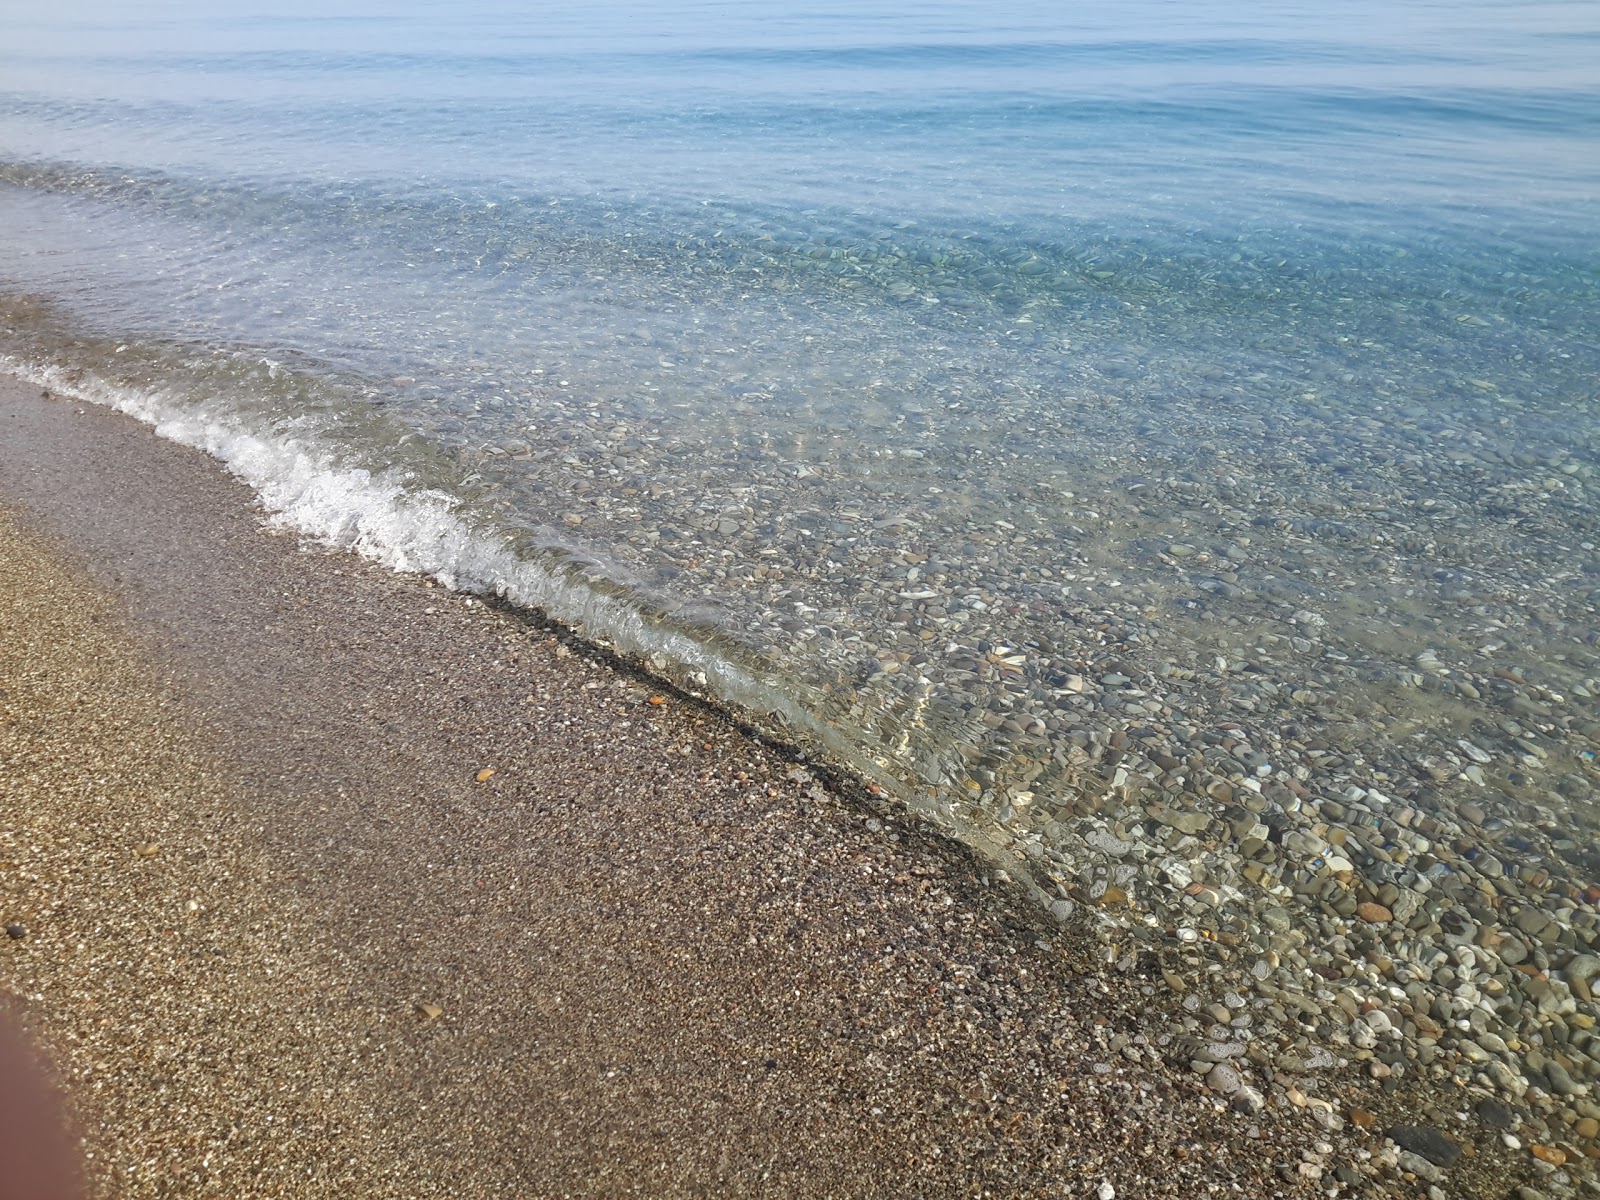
1349 1108 1375 1128
1098 886 1128 908
1577 1117 1599 1140
135 843 160 857
1357 902 1393 923
417 1002 444 1020
1532 1144 1567 1166
474 768 496 783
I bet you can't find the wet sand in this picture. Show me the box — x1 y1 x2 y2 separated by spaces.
0 374 1526 1197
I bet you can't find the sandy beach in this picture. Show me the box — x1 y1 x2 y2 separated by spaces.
0 372 1544 1198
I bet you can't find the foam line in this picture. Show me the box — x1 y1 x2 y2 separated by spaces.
2 354 875 776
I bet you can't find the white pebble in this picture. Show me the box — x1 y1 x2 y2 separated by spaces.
1098 1183 1115 1200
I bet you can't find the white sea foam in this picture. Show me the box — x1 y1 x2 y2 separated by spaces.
4 355 853 759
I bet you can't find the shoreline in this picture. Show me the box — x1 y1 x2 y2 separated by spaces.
0 373 1558 1197
9 326 1600 1162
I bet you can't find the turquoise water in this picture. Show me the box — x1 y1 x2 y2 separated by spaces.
3 1 1600 908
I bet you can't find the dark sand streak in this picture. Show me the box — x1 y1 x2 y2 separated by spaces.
0 375 1327 1197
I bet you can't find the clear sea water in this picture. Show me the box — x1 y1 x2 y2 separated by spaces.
3 0 1600 896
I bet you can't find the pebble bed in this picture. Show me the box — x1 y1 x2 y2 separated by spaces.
6 192 1600 1188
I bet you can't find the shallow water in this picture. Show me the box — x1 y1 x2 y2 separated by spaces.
3 0 1600 945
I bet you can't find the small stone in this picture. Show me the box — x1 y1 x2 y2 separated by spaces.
1565 954 1600 1002
1232 1086 1266 1114
1206 1063 1243 1095
1516 908 1550 938
1260 907 1292 933
1576 1117 1599 1140
1357 902 1393 924
1396 1151 1444 1183
417 1002 444 1020
1163 811 1210 836
134 843 160 857
4 923 25 940
1545 1060 1585 1097
1476 1099 1516 1129
474 767 496 783
1098 1182 1115 1200
1098 886 1128 908
1530 1144 1566 1166
1087 829 1134 857
1386 1125 1461 1167
1349 1108 1376 1128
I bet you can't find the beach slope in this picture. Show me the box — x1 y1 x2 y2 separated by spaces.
2 374 1335 1197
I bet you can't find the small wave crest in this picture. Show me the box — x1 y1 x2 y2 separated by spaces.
2 352 875 780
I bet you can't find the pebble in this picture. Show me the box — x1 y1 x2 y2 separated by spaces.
1086 830 1134 858
1476 1099 1516 1129
1385 1126 1461 1168
1231 1086 1265 1114
1544 1061 1584 1097
1205 1063 1242 1096
1565 954 1600 1001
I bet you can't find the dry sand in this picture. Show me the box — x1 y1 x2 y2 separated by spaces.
0 374 1469 1197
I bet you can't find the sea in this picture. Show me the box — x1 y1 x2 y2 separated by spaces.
3 0 1599 910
